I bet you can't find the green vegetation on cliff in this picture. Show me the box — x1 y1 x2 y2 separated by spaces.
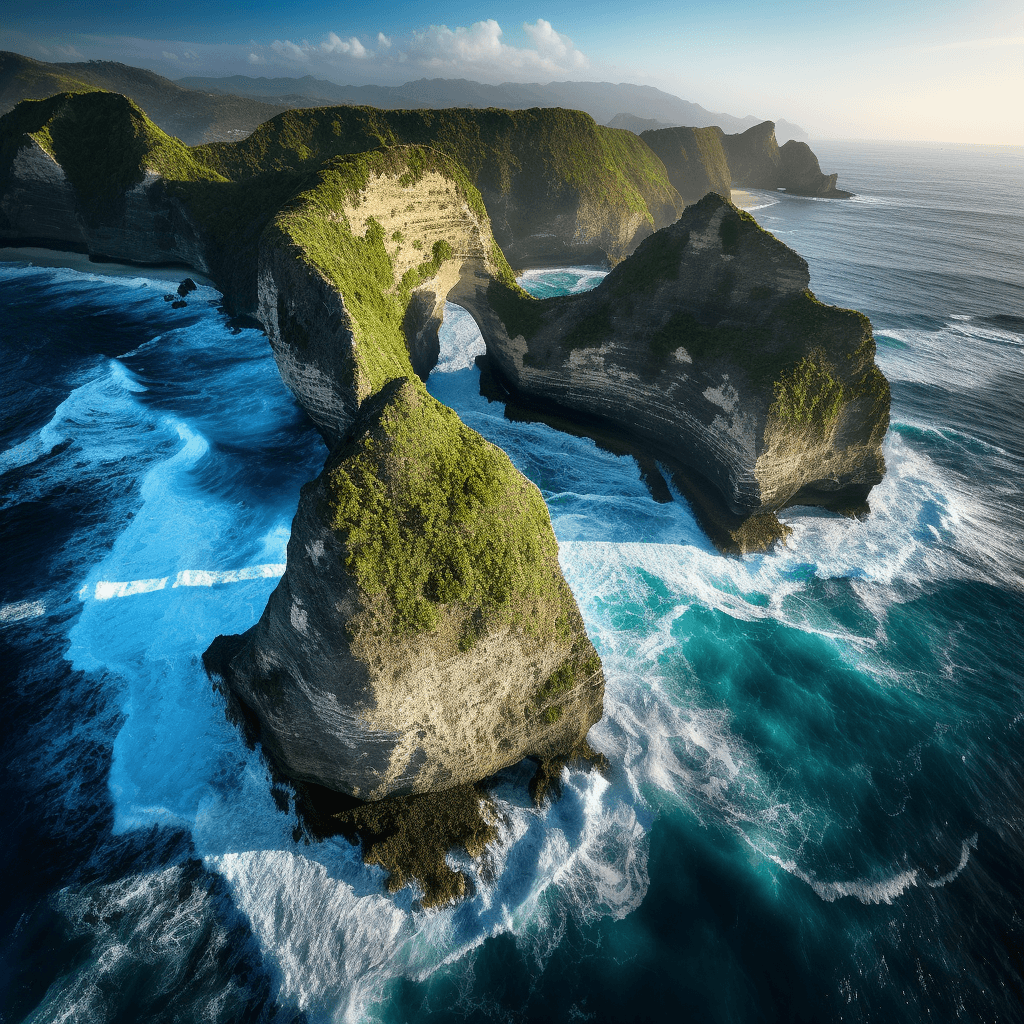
273 145 502 395
325 377 567 645
0 92 224 219
194 105 680 233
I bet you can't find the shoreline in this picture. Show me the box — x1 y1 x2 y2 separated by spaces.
0 245 215 288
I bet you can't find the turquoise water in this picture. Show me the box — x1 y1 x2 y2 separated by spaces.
1 141 1022 1022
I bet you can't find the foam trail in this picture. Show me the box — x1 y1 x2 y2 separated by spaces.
82 564 287 602
0 359 144 476
0 599 46 623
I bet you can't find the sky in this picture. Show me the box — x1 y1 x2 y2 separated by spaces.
3 0 1022 144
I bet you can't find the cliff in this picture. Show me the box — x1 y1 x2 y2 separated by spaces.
0 92 220 265
250 143 513 446
719 120 851 198
639 126 732 206
643 120 850 205
194 105 683 267
455 193 889 552
207 377 604 801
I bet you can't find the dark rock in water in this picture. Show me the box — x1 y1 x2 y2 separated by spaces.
205 377 604 803
163 293 174 301
294 779 498 907
171 299 186 308
779 140 852 198
176 277 197 296
458 193 889 552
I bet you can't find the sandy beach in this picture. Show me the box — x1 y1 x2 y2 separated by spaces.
730 189 758 210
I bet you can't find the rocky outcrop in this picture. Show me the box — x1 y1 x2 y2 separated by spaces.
455 193 889 551
641 120 849 208
206 377 604 800
779 139 844 196
0 134 210 267
639 126 732 206
720 120 851 198
255 145 512 447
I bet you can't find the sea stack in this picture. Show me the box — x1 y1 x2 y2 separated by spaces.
205 378 604 800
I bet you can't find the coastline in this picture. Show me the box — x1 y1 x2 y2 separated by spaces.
0 246 215 288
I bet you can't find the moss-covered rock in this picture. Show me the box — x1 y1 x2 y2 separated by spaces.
460 193 889 552
0 91 222 263
253 143 512 445
206 377 604 801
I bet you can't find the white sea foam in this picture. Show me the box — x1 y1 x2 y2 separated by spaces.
0 359 145 476
0 599 46 623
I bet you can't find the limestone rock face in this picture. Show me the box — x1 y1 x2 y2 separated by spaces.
640 126 732 206
200 106 683 268
206 378 604 800
458 193 889 551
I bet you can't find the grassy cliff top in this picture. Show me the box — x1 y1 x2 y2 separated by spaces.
194 104 680 230
0 91 225 216
639 125 732 205
326 376 573 646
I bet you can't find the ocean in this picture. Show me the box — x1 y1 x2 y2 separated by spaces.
1 139 1022 1023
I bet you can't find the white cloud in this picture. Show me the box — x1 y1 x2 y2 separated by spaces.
162 51 178 60
322 32 368 58
271 38 309 63
404 18 588 74
522 18 586 67
377 32 392 49
248 52 264 65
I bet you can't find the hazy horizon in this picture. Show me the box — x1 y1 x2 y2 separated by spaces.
3 1 1022 146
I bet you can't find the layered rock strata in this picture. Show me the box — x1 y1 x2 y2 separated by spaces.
206 378 604 800
455 193 889 552
195 105 683 267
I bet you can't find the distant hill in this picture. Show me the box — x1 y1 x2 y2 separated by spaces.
606 113 677 134
0 52 289 143
176 74 778 137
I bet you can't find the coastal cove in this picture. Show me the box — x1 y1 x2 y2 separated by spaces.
1 136 1022 1023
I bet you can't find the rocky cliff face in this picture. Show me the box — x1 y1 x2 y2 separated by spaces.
455 193 889 551
206 378 604 800
639 126 732 206
254 146 512 447
720 121 851 198
0 131 210 268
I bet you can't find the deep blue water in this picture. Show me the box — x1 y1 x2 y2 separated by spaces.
2 141 1023 1023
